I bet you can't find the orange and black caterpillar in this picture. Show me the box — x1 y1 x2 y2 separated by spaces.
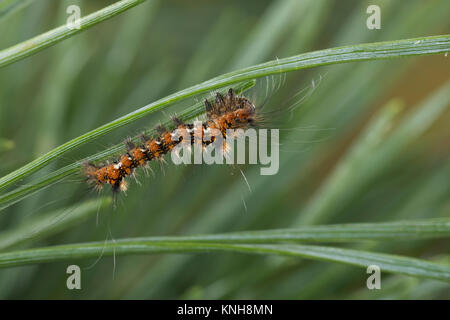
83 88 258 193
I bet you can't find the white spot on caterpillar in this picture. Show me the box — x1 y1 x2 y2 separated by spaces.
114 162 122 170
120 180 128 191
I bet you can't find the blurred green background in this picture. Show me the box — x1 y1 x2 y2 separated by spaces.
0 0 449 299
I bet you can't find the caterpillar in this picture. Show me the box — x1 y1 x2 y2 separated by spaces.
83 88 260 193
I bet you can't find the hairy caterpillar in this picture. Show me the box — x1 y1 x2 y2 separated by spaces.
83 88 260 193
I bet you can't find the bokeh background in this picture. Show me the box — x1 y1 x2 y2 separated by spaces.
0 0 449 299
